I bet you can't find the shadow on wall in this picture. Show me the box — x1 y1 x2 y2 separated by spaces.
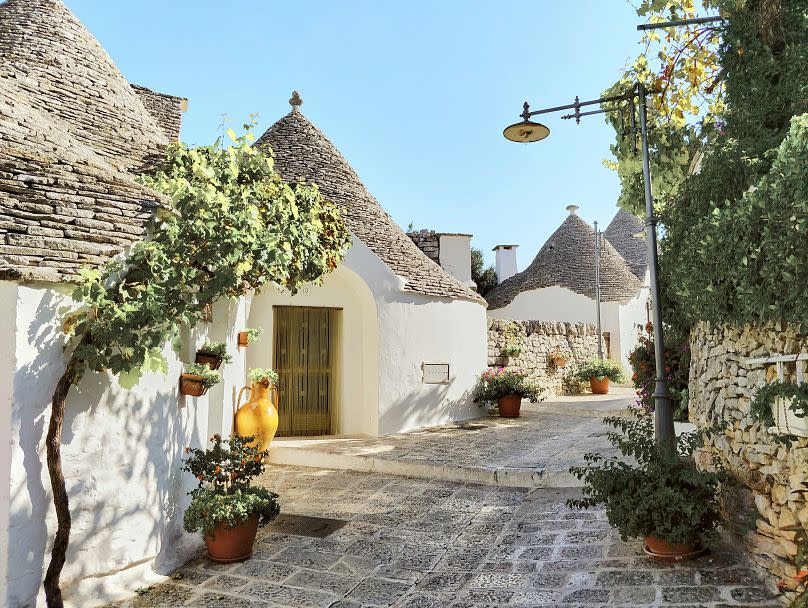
9 290 203 606
377 384 480 437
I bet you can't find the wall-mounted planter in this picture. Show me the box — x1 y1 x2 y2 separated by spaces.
179 373 208 397
238 332 250 347
195 351 223 370
771 396 808 438
551 355 569 367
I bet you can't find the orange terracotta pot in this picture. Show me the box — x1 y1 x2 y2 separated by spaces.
644 535 696 557
237 331 249 347
205 515 260 563
497 395 522 418
589 377 610 394
195 351 223 370
179 374 207 397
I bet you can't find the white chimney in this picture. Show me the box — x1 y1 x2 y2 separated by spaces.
493 244 518 283
438 233 475 288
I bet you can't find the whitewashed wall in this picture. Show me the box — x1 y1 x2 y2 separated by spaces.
1 281 247 608
248 237 488 437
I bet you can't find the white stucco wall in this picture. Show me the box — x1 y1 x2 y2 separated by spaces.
3 282 247 608
248 236 488 437
438 234 473 288
0 282 15 608
487 284 648 370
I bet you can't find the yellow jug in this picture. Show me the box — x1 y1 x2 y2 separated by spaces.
234 382 279 453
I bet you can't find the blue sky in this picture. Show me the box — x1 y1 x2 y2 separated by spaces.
66 0 641 268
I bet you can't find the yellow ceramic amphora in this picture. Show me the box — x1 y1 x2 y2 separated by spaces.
234 382 279 452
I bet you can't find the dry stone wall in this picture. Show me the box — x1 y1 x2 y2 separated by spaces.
488 319 601 395
407 229 440 264
690 321 808 586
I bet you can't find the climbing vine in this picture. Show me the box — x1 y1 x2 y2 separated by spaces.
43 123 351 607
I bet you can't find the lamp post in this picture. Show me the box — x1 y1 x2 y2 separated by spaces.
593 221 604 360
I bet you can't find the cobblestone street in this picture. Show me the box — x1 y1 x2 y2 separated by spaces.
109 466 783 608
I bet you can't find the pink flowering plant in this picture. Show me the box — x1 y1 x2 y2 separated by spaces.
472 367 544 406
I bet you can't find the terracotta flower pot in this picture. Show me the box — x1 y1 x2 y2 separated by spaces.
590 377 610 394
552 356 569 367
644 535 696 558
238 331 249 347
497 394 522 418
195 351 223 370
205 515 260 563
179 374 208 397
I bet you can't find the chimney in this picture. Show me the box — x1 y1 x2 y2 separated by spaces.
493 245 518 283
438 233 474 288
131 84 188 142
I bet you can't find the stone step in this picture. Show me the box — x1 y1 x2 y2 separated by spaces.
268 443 583 488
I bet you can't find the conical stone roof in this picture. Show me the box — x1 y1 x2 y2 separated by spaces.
604 208 647 281
486 209 642 310
0 0 171 282
0 0 168 171
256 102 485 304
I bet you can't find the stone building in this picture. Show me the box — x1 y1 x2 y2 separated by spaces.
485 205 649 369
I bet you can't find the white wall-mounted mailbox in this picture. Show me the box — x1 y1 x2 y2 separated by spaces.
422 362 450 384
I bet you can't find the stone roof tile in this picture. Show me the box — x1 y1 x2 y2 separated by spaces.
486 210 642 310
256 104 485 305
603 208 647 280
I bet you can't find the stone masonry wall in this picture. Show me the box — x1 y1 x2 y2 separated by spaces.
407 229 440 264
130 84 185 142
690 321 808 587
488 319 601 395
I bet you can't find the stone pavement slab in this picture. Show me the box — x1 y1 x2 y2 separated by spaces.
269 389 637 488
105 466 784 608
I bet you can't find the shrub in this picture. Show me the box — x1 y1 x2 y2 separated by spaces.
568 412 724 546
248 367 278 387
575 358 625 383
198 341 233 364
472 368 545 405
183 363 221 388
182 434 279 539
628 325 690 421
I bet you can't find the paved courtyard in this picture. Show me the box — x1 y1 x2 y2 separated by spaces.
269 389 636 487
108 465 783 608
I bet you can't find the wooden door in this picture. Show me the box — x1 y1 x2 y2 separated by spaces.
273 307 337 436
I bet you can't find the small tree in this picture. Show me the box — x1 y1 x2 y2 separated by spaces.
471 247 497 296
43 122 351 606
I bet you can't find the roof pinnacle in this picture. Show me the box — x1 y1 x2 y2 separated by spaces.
289 90 303 111
566 204 579 215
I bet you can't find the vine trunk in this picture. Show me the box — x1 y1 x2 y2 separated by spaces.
43 353 80 608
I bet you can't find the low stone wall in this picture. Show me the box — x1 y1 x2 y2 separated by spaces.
690 320 808 587
487 319 601 395
407 229 440 264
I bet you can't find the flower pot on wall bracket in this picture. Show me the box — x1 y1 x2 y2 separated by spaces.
590 377 610 394
195 351 223 370
205 515 260 563
238 331 249 347
179 374 208 397
497 394 522 418
552 355 569 367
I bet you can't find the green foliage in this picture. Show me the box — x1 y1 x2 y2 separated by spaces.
248 367 278 387
660 0 808 329
198 341 233 364
183 363 221 389
498 321 523 358
472 367 545 405
244 327 264 342
750 380 808 427
471 247 497 296
182 434 280 538
63 122 351 388
568 412 724 545
628 327 691 420
501 342 522 358
575 358 625 383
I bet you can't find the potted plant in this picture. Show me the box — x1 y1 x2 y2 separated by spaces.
179 363 221 397
501 340 522 359
182 433 280 563
550 349 569 367
472 367 544 418
568 412 724 560
575 358 625 394
195 341 233 370
238 327 264 347
750 381 808 438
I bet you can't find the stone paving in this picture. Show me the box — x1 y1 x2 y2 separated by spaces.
269 389 636 488
107 465 785 608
